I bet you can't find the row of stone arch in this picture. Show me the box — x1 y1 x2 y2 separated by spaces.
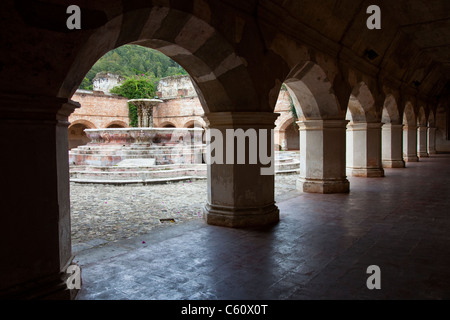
279 59 440 195
58 5 444 230
7 2 449 299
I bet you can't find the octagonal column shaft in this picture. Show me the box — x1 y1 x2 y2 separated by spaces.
428 127 437 155
346 122 384 177
417 125 429 158
297 120 349 193
382 124 405 168
203 112 280 228
403 125 419 162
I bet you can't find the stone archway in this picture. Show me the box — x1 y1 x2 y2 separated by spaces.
162 122 176 128
346 82 384 177
106 120 128 128
68 120 96 150
278 118 299 151
284 61 349 193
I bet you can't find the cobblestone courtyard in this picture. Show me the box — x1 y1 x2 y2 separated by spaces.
70 174 299 248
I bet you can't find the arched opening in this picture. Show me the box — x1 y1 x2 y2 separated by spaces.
428 109 437 155
382 94 400 124
282 61 349 193
279 118 300 151
106 121 128 128
403 102 417 126
346 82 384 177
62 6 277 300
346 82 379 123
184 120 204 129
70 43 214 252
417 107 427 127
162 123 176 128
428 109 436 128
68 121 95 150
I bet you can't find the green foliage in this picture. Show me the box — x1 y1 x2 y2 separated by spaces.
110 75 158 127
78 45 188 90
110 75 157 99
283 84 299 128
128 103 138 127
79 76 93 90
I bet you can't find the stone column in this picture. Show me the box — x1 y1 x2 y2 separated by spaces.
428 127 437 155
417 125 429 158
202 112 280 228
297 120 349 193
346 122 384 177
382 123 405 168
0 93 80 299
403 125 419 162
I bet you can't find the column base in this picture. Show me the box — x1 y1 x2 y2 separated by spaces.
297 178 349 194
203 203 279 228
347 167 385 177
404 156 419 162
0 270 79 300
418 152 429 158
382 159 405 168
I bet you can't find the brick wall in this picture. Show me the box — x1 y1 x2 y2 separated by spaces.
68 86 298 149
69 90 130 129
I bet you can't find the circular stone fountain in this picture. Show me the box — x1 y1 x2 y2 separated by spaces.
69 99 206 184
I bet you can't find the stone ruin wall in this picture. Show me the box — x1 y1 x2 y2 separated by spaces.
68 76 304 150
69 90 130 129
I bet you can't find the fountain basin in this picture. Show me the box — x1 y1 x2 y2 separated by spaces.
69 127 205 167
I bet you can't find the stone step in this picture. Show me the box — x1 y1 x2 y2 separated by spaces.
72 163 203 171
70 167 207 180
70 176 207 185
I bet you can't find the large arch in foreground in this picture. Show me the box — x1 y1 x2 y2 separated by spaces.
284 61 349 193
1 4 286 300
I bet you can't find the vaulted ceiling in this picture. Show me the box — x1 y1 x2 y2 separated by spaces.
1 0 449 105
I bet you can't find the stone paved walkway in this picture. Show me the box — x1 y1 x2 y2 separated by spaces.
75 155 450 300
70 174 299 250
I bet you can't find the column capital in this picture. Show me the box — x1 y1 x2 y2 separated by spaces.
347 122 383 130
203 112 280 128
382 123 403 129
296 119 349 130
403 125 417 130
417 125 428 131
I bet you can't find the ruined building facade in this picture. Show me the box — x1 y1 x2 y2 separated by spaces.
68 75 300 151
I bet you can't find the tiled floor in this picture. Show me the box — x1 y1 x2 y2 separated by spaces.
75 154 450 300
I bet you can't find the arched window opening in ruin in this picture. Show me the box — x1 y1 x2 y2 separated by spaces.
68 122 95 150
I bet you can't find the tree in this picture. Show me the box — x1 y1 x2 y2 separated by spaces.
79 45 188 90
110 75 158 127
